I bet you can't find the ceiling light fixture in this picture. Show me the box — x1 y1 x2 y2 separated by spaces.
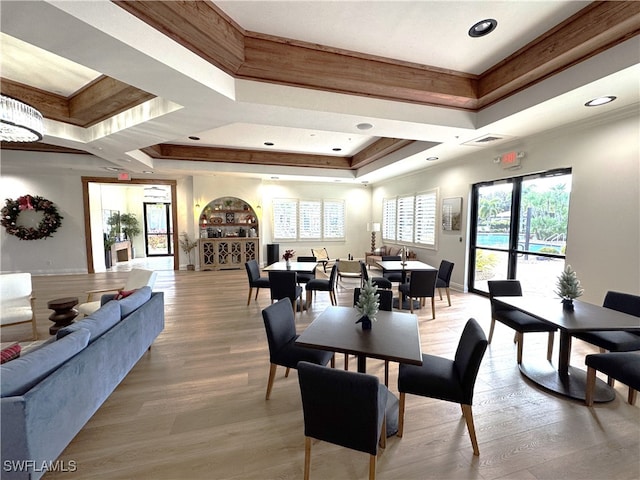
188 136 200 141
426 156 439 161
468 19 497 38
0 94 44 142
356 123 373 130
584 96 616 107
264 142 274 146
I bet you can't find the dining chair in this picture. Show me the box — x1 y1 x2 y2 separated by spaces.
261 299 334 400
585 351 640 406
398 269 437 317
245 259 270 305
397 318 488 456
0 272 38 340
436 260 455 306
311 248 331 272
381 255 403 283
360 261 392 290
305 263 338 309
487 280 556 364
77 268 157 317
337 259 362 283
268 271 304 317
297 361 387 480
296 256 317 285
349 288 394 384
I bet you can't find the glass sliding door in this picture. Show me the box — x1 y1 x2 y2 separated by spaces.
144 202 173 256
469 169 572 297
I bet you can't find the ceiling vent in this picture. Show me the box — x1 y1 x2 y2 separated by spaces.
463 133 514 147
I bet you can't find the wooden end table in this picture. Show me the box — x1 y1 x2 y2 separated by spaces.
47 297 79 335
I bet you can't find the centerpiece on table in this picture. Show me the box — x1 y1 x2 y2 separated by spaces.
555 264 584 310
355 279 380 330
282 249 295 269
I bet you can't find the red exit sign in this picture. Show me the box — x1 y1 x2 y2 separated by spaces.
500 151 523 169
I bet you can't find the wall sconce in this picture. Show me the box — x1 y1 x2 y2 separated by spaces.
367 222 381 252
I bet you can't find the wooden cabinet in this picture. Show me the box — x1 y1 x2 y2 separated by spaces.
199 238 259 270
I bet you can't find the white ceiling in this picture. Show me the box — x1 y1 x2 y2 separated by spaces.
1 1 638 184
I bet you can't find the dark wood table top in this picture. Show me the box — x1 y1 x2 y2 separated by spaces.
296 306 423 365
375 260 436 272
494 296 640 333
263 261 318 274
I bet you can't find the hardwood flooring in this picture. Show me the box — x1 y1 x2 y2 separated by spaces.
3 268 638 480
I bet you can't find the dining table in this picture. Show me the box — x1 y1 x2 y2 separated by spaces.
494 296 640 402
375 260 437 309
263 261 318 274
296 305 422 436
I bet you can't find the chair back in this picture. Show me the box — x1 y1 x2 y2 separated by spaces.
337 259 361 275
437 260 455 285
328 263 339 288
262 298 296 362
603 291 640 317
487 280 522 316
360 261 370 284
453 318 488 405
311 248 329 261
297 361 386 455
297 256 317 263
245 259 261 283
268 271 299 302
381 255 401 261
124 269 157 291
408 270 437 297
354 288 393 312
0 273 32 302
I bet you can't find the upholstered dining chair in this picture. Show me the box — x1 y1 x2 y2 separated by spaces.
348 288 394 384
487 280 556 364
77 268 157 317
305 263 338 309
268 271 303 317
245 259 270 305
297 361 387 480
296 256 317 285
0 272 38 340
585 351 640 406
360 261 392 290
436 260 455 306
381 255 403 283
398 269 438 317
261 299 334 400
397 318 488 456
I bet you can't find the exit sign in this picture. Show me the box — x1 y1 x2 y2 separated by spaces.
500 151 523 169
117 172 130 181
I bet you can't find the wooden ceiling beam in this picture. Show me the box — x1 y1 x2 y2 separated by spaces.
350 138 415 169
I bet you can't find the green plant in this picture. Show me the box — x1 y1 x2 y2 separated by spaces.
555 264 584 300
538 246 560 255
355 279 380 321
120 213 141 240
179 232 198 265
107 212 121 237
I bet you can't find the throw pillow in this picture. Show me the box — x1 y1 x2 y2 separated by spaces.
0 343 21 364
114 289 137 300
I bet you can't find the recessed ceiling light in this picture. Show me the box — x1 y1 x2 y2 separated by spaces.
332 147 342 152
142 170 154 174
104 166 121 172
188 136 200 141
468 19 497 38
264 142 274 146
584 96 617 107
426 156 439 161
270 176 279 180
356 123 373 130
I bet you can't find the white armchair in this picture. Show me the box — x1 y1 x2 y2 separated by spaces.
0 273 38 340
77 269 158 317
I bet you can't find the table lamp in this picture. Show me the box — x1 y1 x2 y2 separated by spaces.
367 222 380 252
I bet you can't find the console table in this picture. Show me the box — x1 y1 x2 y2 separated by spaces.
111 241 132 263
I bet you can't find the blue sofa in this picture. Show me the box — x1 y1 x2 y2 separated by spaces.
1 287 164 479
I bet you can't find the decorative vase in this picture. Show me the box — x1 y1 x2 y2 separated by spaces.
562 298 574 311
286 259 291 270
356 315 372 330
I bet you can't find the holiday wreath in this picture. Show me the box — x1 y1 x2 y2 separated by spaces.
1 194 63 240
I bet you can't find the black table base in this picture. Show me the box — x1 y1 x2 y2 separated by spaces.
519 359 615 403
392 297 421 311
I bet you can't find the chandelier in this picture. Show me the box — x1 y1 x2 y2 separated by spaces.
0 94 44 142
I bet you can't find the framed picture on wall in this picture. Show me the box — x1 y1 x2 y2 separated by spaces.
442 197 462 231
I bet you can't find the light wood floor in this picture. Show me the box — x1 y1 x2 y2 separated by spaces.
4 268 639 480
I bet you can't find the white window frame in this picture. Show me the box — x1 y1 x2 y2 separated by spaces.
273 198 345 241
381 188 438 249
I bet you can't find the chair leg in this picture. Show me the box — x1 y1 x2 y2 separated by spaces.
585 366 596 406
628 387 637 405
438 287 443 300
285 367 290 378
409 296 414 314
266 363 277 400
431 296 435 319
247 287 253 306
369 454 376 480
384 361 389 387
306 290 312 309
330 355 335 368
379 414 386 449
546 331 554 362
31 316 38 340
461 404 480 456
255 288 260 300
304 437 311 480
516 332 524 364
397 392 405 437
344 354 349 371
488 319 496 343
445 287 451 306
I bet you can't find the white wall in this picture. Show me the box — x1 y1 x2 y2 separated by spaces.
372 109 640 303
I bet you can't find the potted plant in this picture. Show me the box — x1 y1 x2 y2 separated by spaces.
179 232 198 270
355 279 380 330
282 249 295 269
120 213 142 258
555 264 584 310
107 212 122 241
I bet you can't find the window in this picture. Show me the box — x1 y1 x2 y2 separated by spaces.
273 198 345 241
382 188 437 248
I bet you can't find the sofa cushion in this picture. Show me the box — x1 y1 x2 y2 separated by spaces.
114 289 136 300
1 328 90 397
1 343 21 364
119 286 152 318
56 300 121 343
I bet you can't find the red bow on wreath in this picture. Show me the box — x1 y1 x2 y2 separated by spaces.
18 195 34 211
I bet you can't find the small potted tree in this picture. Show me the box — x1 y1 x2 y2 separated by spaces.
120 213 142 258
555 264 584 310
179 232 198 271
